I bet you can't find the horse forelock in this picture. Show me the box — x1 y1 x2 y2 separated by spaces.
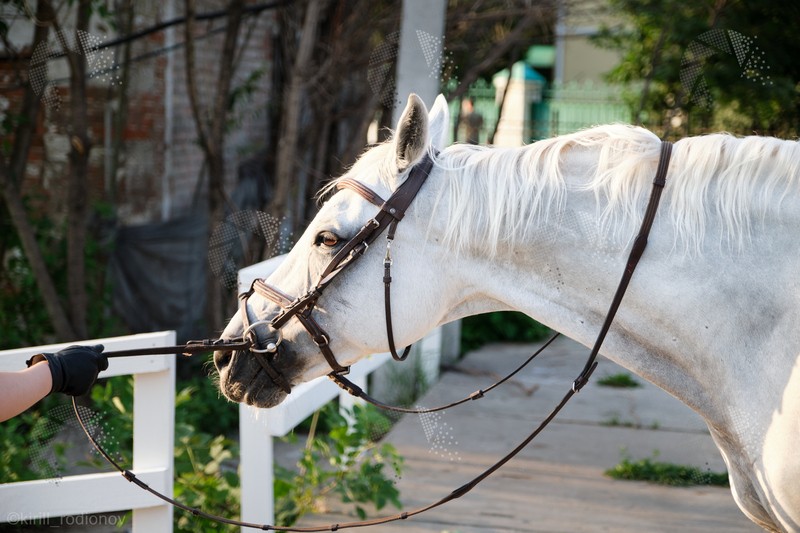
433 125 800 257
318 141 409 204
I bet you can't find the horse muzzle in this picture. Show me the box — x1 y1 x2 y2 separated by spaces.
213 324 293 407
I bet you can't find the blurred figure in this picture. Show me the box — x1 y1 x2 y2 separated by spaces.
462 97 484 144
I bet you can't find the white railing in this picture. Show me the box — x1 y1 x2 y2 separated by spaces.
238 256 442 529
0 331 176 533
0 252 445 531
238 352 392 529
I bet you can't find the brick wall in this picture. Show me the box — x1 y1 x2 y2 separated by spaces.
2 0 274 226
159 0 274 223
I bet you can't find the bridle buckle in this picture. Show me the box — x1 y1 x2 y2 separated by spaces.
313 333 331 349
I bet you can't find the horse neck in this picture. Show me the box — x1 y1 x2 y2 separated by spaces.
435 144 644 339
433 142 797 429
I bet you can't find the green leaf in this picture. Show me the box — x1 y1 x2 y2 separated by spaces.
111 396 127 414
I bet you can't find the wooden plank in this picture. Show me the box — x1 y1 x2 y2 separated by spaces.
291 338 759 533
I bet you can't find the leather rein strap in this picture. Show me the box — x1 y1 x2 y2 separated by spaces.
100 338 252 358
74 141 673 531
571 139 673 393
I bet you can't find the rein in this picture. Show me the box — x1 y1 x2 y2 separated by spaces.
75 141 673 531
100 338 252 358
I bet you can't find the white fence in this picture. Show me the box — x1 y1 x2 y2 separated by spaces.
0 331 176 533
0 254 449 532
238 353 394 529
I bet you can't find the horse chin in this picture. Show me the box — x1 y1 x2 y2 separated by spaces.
242 387 288 409
213 349 292 408
216 366 289 408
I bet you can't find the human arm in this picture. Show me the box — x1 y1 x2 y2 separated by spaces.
0 344 107 422
0 363 52 422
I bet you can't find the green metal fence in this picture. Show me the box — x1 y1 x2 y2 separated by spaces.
534 81 631 140
448 80 632 145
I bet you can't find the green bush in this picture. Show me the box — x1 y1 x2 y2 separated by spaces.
605 451 729 487
274 403 402 526
0 395 65 483
460 311 550 354
173 427 241 533
596 372 641 388
174 373 239 437
0 201 125 350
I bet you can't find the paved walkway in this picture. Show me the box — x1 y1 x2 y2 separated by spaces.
295 336 761 532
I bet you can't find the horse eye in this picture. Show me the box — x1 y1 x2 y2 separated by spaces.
315 231 340 248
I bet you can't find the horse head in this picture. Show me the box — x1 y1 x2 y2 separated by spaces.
214 94 454 408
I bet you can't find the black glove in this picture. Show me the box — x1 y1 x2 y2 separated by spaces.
27 345 108 396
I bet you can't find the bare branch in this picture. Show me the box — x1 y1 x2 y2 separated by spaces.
184 0 211 152
447 6 548 103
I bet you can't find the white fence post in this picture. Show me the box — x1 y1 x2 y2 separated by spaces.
237 256 409 531
132 344 176 531
0 331 176 533
238 354 392 531
239 403 275 526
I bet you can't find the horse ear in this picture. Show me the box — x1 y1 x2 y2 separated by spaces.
395 94 429 171
428 94 449 151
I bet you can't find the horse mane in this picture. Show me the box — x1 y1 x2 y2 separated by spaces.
434 124 800 256
325 124 800 256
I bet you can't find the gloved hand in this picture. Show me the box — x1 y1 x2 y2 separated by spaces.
26 345 108 396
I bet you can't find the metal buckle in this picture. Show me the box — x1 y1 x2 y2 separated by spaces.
351 241 369 257
383 239 393 266
328 365 351 376
243 320 282 353
313 333 330 348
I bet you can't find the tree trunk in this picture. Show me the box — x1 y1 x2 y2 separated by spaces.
271 0 328 234
108 0 135 206
185 0 246 332
0 0 78 341
446 9 541 104
60 0 93 339
634 24 667 127
0 169 78 340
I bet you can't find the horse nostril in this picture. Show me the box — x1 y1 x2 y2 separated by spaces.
214 350 233 369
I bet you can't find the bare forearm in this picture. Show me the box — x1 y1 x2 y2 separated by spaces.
0 363 52 422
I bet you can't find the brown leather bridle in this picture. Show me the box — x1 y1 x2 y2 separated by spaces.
237 154 436 395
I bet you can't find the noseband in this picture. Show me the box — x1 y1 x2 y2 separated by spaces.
238 155 436 394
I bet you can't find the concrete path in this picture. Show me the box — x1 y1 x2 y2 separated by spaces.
295 336 761 532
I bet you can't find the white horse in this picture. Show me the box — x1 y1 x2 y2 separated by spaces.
216 94 800 532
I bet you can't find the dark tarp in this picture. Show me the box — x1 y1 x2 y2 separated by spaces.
108 215 208 342
108 154 273 342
